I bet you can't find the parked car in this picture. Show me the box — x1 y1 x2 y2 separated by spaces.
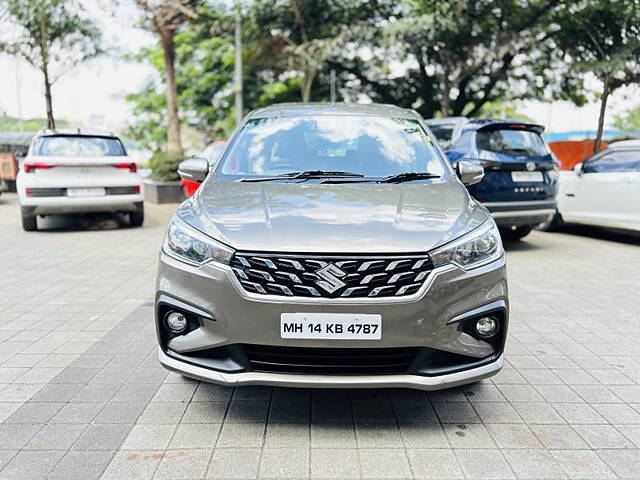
424 117 468 149
432 118 558 240
540 140 640 232
156 103 508 391
17 129 144 231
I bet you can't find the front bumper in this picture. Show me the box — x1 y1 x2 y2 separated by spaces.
484 200 556 227
156 251 508 390
159 347 504 390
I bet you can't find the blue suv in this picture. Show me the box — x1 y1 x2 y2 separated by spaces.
427 118 559 240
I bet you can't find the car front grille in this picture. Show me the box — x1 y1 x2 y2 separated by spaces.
230 253 434 298
243 344 418 374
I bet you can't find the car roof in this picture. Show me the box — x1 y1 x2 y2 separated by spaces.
424 117 467 125
36 128 120 139
462 118 545 134
248 102 421 120
608 138 640 149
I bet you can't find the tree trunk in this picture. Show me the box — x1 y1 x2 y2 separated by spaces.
594 75 609 154
38 7 55 130
42 65 55 130
161 30 183 156
441 68 451 117
302 69 316 102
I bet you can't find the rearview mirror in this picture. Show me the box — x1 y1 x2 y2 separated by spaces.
456 160 484 186
178 157 209 183
574 163 584 176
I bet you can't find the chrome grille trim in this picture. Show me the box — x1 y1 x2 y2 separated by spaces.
230 252 434 299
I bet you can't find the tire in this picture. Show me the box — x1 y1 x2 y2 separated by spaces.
129 204 144 227
536 210 562 232
21 208 37 231
500 226 532 241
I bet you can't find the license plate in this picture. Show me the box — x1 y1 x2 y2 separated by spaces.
280 313 382 340
67 187 106 197
511 171 543 182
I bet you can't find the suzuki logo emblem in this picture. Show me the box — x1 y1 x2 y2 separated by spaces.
315 263 347 294
525 161 536 171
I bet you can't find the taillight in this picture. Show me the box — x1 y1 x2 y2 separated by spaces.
26 188 34 197
24 163 54 173
113 163 137 173
133 185 141 194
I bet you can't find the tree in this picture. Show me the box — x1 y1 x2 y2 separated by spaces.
555 0 640 152
613 104 640 133
135 0 201 156
253 0 388 102
331 0 586 118
0 0 102 129
126 2 308 146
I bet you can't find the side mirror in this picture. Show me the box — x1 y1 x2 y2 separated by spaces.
456 160 484 186
178 157 209 183
574 163 584 176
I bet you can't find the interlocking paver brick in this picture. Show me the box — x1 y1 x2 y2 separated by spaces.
259 448 309 478
207 448 261 479
47 450 113 480
407 448 464 479
169 423 222 449
2 198 640 480
155 449 212 480
310 448 359 479
455 449 515 479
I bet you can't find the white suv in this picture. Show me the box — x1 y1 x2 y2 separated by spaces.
17 130 144 231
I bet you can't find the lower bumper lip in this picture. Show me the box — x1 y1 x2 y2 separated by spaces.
158 346 504 391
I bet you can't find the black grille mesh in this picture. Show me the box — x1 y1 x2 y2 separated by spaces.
243 345 418 374
230 253 433 298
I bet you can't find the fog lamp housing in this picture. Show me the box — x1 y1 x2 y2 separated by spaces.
475 316 499 338
165 311 188 333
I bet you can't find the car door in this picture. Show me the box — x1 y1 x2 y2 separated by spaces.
562 150 636 228
623 151 640 230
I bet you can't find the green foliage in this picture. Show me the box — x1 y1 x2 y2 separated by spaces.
0 114 68 131
0 0 102 71
148 151 183 182
474 102 535 123
0 0 102 128
124 0 640 148
554 0 640 89
613 105 640 132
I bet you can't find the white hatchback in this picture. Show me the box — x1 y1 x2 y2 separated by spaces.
17 130 144 231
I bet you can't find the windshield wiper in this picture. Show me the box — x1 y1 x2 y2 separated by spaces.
240 170 364 182
377 172 440 184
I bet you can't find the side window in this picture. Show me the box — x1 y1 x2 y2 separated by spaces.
583 150 640 173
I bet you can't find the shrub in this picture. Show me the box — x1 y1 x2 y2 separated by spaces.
149 151 183 181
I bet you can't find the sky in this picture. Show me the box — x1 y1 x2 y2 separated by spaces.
0 2 638 135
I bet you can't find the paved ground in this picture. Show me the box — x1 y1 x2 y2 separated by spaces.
1 192 640 480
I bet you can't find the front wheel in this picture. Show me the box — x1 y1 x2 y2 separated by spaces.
21 207 37 231
500 226 531 241
129 204 144 227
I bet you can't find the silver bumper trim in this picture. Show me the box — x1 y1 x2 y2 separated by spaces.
158 347 504 391
491 209 555 218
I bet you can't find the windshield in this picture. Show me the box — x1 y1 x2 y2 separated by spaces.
476 129 548 157
428 124 455 148
219 115 446 179
34 136 126 157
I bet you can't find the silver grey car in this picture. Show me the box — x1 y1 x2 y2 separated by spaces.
156 103 508 391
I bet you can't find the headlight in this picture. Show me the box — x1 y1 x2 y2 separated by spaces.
429 220 503 270
163 217 234 266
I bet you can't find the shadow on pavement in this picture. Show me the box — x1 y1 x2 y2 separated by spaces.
545 224 640 246
37 212 135 232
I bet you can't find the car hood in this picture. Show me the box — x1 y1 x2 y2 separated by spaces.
177 180 489 254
